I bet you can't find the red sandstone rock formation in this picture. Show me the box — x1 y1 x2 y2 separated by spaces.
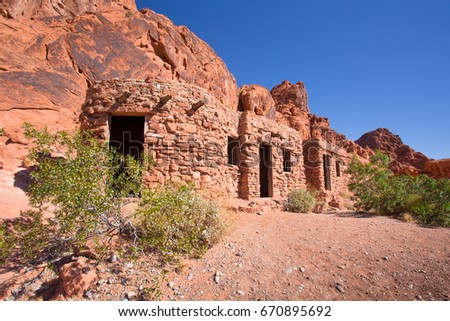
264 80 371 160
0 0 238 169
270 81 311 139
0 0 136 19
239 85 276 119
271 80 309 113
424 159 450 179
59 257 97 299
355 128 430 175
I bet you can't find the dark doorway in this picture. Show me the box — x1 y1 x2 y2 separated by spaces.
109 116 145 160
323 154 332 191
259 144 273 198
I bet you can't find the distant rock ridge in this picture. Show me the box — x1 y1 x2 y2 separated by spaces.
355 128 431 175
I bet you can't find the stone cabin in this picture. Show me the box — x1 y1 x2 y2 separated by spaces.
81 78 370 206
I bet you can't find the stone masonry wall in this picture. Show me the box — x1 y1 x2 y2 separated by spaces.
81 78 308 199
239 112 305 199
81 78 241 197
303 139 352 207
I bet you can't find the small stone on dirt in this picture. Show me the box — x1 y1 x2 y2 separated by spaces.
335 283 345 293
284 267 297 274
84 290 94 299
214 271 222 284
236 290 245 296
126 291 137 300
109 254 118 263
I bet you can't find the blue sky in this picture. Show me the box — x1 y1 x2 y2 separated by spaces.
136 0 450 159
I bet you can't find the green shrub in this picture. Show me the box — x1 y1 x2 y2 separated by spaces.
0 124 146 265
347 151 450 227
135 184 224 257
0 225 14 264
407 176 450 226
285 189 317 213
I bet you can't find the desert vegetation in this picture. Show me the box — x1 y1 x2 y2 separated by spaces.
136 184 225 258
347 151 450 227
284 189 317 213
0 125 225 267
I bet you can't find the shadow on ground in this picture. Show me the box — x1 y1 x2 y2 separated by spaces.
13 168 34 192
334 212 374 219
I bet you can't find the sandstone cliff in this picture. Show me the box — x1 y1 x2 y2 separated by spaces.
0 0 136 19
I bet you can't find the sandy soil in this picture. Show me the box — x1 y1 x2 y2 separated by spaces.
1 179 449 301
160 207 450 301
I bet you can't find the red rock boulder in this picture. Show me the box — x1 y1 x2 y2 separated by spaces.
239 85 276 119
424 159 450 179
271 80 310 115
59 257 97 299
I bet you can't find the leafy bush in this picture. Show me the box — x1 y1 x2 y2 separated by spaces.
347 151 450 227
405 176 450 226
0 124 146 264
285 189 317 213
135 184 224 257
0 225 14 263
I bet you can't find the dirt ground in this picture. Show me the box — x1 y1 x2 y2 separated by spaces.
1 175 449 301
160 206 450 301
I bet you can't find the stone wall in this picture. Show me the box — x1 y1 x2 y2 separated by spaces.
81 78 241 196
239 112 305 199
303 139 353 207
80 78 307 199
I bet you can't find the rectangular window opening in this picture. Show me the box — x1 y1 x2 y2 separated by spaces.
283 149 292 173
227 137 240 166
336 160 341 177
